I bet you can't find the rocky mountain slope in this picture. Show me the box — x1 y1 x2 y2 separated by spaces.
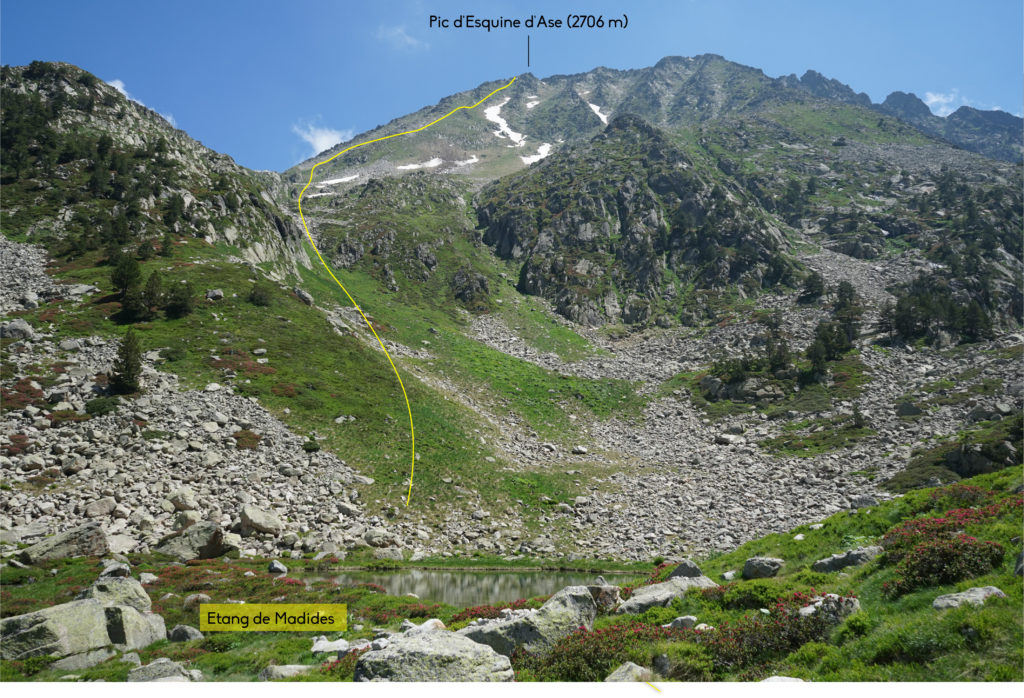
2 57 1021 571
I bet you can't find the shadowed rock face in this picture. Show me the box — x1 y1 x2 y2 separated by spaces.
478 115 790 326
354 631 514 682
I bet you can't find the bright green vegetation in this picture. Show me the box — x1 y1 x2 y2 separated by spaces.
761 413 875 457
4 469 1019 682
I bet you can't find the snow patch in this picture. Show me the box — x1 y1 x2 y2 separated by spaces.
588 103 610 125
526 100 540 109
397 157 443 170
520 143 551 165
319 174 359 185
484 98 525 146
454 155 479 166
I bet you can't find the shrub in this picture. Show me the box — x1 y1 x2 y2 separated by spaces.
3 434 32 456
722 579 790 610
248 281 273 307
651 641 715 680
449 598 537 625
882 535 1004 598
699 596 837 671
85 396 119 416
48 410 90 426
302 440 320 453
165 281 195 318
159 346 187 362
929 483 993 509
512 622 689 681
233 429 261 450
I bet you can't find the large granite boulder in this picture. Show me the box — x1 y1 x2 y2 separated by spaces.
811 546 882 573
458 585 597 656
354 631 513 682
616 576 718 615
154 522 238 561
1 599 164 667
241 505 284 537
77 577 152 613
18 522 109 563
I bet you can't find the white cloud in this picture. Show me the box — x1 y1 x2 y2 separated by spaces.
292 122 354 158
924 89 960 117
374 25 429 51
106 78 177 128
107 78 132 100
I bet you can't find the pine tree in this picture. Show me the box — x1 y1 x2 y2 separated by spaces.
110 328 142 394
800 272 825 302
165 281 194 318
143 270 163 310
110 253 141 298
160 231 175 257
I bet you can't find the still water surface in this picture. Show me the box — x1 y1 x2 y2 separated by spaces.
318 568 636 607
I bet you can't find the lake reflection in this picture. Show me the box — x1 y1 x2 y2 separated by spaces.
319 568 633 607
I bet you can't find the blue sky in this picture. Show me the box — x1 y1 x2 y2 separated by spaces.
2 0 1021 171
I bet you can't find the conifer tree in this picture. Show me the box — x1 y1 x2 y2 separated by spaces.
110 328 142 394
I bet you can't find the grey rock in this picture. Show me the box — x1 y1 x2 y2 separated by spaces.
459 586 597 656
311 636 350 654
19 522 109 563
742 557 784 579
605 661 655 682
355 631 513 682
895 401 923 417
169 625 205 642
364 527 396 548
797 594 861 624
128 657 201 682
77 576 152 613
848 494 878 508
205 289 224 301
667 559 702 578
182 594 211 611
811 546 883 573
0 600 111 661
168 487 198 512
139 573 159 585
257 664 315 680
762 676 805 682
587 584 622 612
933 586 1007 609
50 647 118 671
85 497 117 518
268 560 288 574
294 288 314 306
1 318 35 340
100 562 132 578
155 522 237 561
373 547 404 561
662 615 698 630
616 576 718 614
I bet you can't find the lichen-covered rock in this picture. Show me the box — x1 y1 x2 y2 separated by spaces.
128 657 202 682
742 557 784 579
811 546 882 573
77 577 152 613
932 586 1007 609
667 559 703 578
354 631 513 682
18 522 109 563
458 586 597 656
587 584 622 612
241 505 284 536
605 661 655 681
616 576 718 615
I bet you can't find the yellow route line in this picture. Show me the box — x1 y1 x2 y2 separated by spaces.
296 76 518 506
